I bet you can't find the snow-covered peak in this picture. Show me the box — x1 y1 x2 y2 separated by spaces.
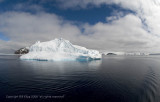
30 38 84 53
20 38 101 61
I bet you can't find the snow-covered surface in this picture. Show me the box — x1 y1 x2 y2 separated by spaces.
100 50 149 56
20 38 102 61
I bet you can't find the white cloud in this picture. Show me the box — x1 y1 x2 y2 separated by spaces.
57 0 140 10
0 12 81 53
58 0 160 36
13 3 44 12
0 0 160 53
78 14 160 52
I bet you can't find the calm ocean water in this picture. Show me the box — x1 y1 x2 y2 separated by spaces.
0 55 160 102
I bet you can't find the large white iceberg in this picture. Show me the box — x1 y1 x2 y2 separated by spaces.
20 38 102 61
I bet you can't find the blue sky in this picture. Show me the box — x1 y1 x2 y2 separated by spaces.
0 0 160 53
0 32 9 41
0 0 133 25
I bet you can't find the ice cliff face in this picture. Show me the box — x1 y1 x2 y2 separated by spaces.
20 38 102 61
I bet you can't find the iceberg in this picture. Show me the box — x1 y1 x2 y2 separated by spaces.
20 38 102 61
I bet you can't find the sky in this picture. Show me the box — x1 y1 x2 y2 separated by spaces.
0 0 160 53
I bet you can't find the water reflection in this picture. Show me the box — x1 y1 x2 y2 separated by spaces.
1 56 160 102
20 60 102 71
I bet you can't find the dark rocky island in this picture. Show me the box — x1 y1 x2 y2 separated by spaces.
14 47 29 54
107 53 117 55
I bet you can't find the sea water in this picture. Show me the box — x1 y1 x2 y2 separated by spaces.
0 55 160 102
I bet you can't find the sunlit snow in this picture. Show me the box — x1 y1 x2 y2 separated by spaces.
20 38 102 61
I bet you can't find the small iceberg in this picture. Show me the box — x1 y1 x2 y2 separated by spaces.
20 38 102 61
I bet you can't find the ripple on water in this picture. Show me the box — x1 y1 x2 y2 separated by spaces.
139 67 159 102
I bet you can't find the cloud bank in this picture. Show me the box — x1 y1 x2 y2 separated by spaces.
57 0 160 35
0 0 160 53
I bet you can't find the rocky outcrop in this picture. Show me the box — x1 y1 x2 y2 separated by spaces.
107 53 117 55
14 47 29 54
